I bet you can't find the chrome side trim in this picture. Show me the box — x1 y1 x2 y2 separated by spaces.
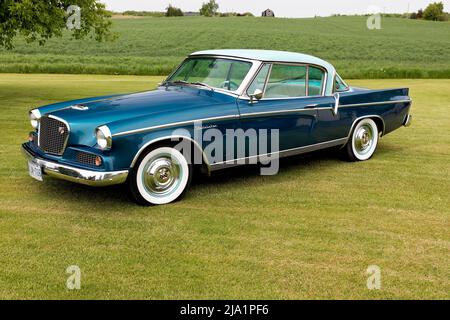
22 143 128 187
129 135 211 169
239 98 412 111
240 107 330 118
339 99 411 108
112 114 239 137
210 137 348 171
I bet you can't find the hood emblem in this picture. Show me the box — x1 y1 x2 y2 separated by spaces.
58 127 66 135
71 104 89 111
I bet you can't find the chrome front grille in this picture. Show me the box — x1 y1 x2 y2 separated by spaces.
38 116 69 155
76 151 97 166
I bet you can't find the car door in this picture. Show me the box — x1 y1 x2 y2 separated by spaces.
236 63 322 160
312 73 353 143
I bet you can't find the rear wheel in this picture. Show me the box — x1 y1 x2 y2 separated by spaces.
127 146 192 205
343 118 379 161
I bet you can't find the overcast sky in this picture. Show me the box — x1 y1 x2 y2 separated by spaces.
101 0 449 18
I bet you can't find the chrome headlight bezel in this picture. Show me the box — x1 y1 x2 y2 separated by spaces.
95 125 112 150
29 109 41 129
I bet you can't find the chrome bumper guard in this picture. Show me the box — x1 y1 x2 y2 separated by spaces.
403 114 412 127
22 143 128 187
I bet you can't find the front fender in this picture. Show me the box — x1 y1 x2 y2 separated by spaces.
109 126 205 171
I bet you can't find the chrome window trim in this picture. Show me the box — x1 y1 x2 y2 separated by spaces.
38 114 71 156
333 73 350 93
241 61 328 100
239 94 328 102
245 62 272 97
164 55 260 96
112 114 239 138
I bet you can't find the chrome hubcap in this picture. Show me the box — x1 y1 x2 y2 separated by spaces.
142 156 182 196
354 124 374 156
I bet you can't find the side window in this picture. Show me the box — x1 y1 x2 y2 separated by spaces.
335 74 349 92
247 64 270 96
265 64 307 98
308 66 325 96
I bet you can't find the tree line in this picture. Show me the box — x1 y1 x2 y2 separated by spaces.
410 2 448 21
164 0 254 17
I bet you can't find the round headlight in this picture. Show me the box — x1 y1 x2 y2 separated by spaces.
29 109 41 129
96 125 112 150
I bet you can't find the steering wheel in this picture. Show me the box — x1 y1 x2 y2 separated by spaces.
218 80 239 91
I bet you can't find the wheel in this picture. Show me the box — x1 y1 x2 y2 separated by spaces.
127 146 192 205
343 118 379 162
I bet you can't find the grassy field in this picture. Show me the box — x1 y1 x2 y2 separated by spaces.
0 74 449 299
0 16 450 78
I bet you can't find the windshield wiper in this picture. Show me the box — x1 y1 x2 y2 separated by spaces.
173 80 190 85
189 82 214 91
162 80 214 91
161 80 188 87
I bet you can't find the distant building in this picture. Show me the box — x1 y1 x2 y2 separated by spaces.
262 9 275 17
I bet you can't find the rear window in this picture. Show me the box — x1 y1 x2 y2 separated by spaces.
334 74 349 92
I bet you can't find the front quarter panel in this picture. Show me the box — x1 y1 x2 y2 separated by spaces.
106 90 240 170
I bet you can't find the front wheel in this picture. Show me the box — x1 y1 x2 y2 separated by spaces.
127 146 192 205
343 118 379 162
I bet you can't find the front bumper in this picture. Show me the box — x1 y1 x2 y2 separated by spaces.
22 143 129 187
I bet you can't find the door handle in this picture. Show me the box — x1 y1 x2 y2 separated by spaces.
305 104 318 109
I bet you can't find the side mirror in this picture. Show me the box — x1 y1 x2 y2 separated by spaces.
332 92 340 115
249 89 264 104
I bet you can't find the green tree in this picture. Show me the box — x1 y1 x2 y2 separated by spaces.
200 0 219 17
0 0 114 50
165 5 183 17
423 2 446 21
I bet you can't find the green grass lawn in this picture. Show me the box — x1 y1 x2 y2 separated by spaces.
1 16 450 78
0 74 449 299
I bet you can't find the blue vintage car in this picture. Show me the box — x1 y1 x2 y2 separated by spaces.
23 50 412 205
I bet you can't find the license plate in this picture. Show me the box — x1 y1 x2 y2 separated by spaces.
28 160 43 181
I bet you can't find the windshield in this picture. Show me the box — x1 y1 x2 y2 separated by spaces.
167 57 253 92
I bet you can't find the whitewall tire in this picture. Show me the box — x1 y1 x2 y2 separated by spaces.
128 146 192 205
344 118 379 161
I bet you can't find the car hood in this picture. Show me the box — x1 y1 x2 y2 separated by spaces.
43 87 235 147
